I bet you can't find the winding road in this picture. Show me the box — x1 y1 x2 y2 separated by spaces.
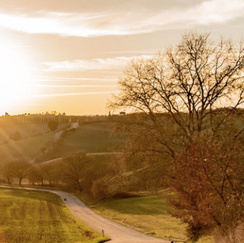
0 185 169 243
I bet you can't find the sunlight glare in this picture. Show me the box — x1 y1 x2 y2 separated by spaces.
0 39 36 114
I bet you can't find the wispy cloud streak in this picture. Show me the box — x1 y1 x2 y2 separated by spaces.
35 84 117 88
28 91 119 98
43 55 153 72
0 0 243 37
7 91 119 100
39 77 118 82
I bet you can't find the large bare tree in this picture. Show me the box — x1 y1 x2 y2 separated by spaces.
111 32 244 157
110 32 244 242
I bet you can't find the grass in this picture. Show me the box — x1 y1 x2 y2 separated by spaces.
0 132 53 161
92 195 213 243
0 123 50 144
55 122 124 155
0 188 109 243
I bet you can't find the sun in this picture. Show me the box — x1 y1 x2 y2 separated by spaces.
0 39 36 114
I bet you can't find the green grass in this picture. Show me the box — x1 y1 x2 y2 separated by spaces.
0 132 53 161
0 188 109 243
92 195 213 243
55 122 124 155
0 123 50 143
0 123 57 162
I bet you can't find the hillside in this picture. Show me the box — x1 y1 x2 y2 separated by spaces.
46 122 124 159
0 123 67 163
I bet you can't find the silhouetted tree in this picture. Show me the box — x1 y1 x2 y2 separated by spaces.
47 120 59 131
40 163 59 187
60 152 89 191
10 159 30 185
27 165 44 186
111 32 244 157
2 162 14 184
110 32 244 241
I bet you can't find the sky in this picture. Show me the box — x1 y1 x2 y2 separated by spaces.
0 0 244 116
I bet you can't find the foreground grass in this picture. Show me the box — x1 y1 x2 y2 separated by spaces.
0 188 109 243
92 195 213 243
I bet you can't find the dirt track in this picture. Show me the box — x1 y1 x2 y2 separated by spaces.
0 186 169 243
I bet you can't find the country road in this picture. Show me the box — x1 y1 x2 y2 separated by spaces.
0 185 169 243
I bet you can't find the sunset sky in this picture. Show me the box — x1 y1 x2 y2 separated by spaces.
0 0 244 116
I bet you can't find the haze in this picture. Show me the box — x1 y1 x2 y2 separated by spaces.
0 0 244 115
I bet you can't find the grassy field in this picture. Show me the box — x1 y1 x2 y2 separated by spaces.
51 122 124 157
0 123 50 143
92 195 213 243
0 132 53 162
0 122 124 162
0 188 109 243
0 123 57 162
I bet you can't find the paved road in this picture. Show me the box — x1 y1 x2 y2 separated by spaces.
0 186 169 243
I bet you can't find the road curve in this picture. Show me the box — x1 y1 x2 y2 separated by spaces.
0 186 169 243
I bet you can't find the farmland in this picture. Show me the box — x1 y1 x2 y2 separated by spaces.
0 188 109 243
50 122 124 157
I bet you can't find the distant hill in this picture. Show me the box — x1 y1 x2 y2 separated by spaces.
0 123 62 163
46 122 124 159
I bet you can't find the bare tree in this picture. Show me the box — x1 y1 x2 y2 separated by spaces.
60 152 89 191
27 165 45 186
111 32 244 156
40 163 59 187
110 32 244 242
9 159 30 185
2 162 14 184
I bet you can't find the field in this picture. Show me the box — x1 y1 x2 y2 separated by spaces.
0 132 53 161
92 195 213 243
0 188 109 243
0 123 51 143
0 122 73 163
0 123 54 162
50 122 124 157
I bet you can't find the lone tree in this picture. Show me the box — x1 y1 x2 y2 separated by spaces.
110 32 244 242
111 32 244 157
47 120 59 132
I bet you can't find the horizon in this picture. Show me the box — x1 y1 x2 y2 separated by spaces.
0 0 244 116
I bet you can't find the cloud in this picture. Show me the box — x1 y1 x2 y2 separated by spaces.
38 77 119 83
0 0 243 37
42 55 153 72
35 84 117 88
26 91 119 98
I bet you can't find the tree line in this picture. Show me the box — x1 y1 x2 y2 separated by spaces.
1 152 113 196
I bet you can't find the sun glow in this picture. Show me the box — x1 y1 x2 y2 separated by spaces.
0 39 37 114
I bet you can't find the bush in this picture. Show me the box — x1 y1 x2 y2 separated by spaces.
47 120 59 131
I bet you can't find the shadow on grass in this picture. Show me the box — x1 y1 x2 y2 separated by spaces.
97 195 170 216
0 187 63 206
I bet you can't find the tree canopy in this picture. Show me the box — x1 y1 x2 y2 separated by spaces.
110 32 244 242
111 32 244 156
